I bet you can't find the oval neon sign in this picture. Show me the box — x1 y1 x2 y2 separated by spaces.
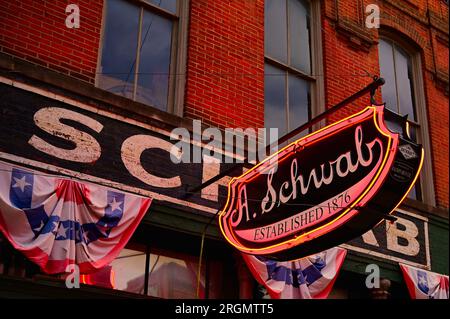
219 105 424 260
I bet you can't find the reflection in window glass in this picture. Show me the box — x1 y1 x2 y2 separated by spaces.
265 64 287 137
289 75 310 131
265 0 287 63
379 39 417 121
136 11 173 111
265 0 314 146
80 246 146 293
394 47 416 121
98 0 139 100
379 39 398 111
98 0 175 111
111 248 146 293
81 248 206 298
289 0 311 73
147 252 205 299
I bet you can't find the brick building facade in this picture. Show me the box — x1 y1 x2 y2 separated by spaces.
0 0 448 299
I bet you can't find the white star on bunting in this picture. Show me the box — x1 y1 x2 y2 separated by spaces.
56 223 68 239
418 275 427 286
109 197 123 212
12 176 31 192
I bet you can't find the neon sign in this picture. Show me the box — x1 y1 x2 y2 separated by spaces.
219 105 424 260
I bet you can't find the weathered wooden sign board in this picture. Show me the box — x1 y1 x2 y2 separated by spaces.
0 78 238 215
344 208 430 269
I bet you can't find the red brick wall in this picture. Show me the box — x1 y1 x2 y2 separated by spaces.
321 18 380 121
425 71 449 207
184 0 265 130
0 0 102 83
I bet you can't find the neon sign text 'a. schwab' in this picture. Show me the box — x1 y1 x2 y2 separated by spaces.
219 105 424 261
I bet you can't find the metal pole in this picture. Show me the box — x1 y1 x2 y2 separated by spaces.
185 77 385 196
268 77 385 149
196 210 220 298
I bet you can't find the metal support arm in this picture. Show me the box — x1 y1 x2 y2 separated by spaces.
185 77 385 198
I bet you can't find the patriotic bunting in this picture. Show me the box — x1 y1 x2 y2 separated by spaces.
0 160 152 274
242 247 347 299
400 263 449 299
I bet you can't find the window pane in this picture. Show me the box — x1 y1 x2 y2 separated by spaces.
80 246 147 294
394 46 417 121
136 11 173 111
408 123 418 143
288 74 310 132
111 247 147 293
406 124 421 201
289 0 311 74
407 187 416 199
265 64 287 138
265 0 287 63
407 184 420 200
379 39 398 112
98 0 139 100
147 252 205 298
150 0 177 14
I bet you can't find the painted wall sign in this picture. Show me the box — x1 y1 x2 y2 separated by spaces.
343 208 430 269
219 105 424 260
0 79 239 215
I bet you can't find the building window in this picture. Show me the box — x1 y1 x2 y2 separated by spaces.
96 243 147 292
74 243 206 297
378 37 435 204
146 249 205 298
97 0 188 115
77 241 237 299
264 0 324 140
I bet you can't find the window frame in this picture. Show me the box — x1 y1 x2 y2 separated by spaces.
264 0 325 135
378 33 436 206
96 0 189 116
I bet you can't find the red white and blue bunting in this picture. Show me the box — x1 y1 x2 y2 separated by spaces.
242 247 347 299
400 263 449 299
0 160 152 274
